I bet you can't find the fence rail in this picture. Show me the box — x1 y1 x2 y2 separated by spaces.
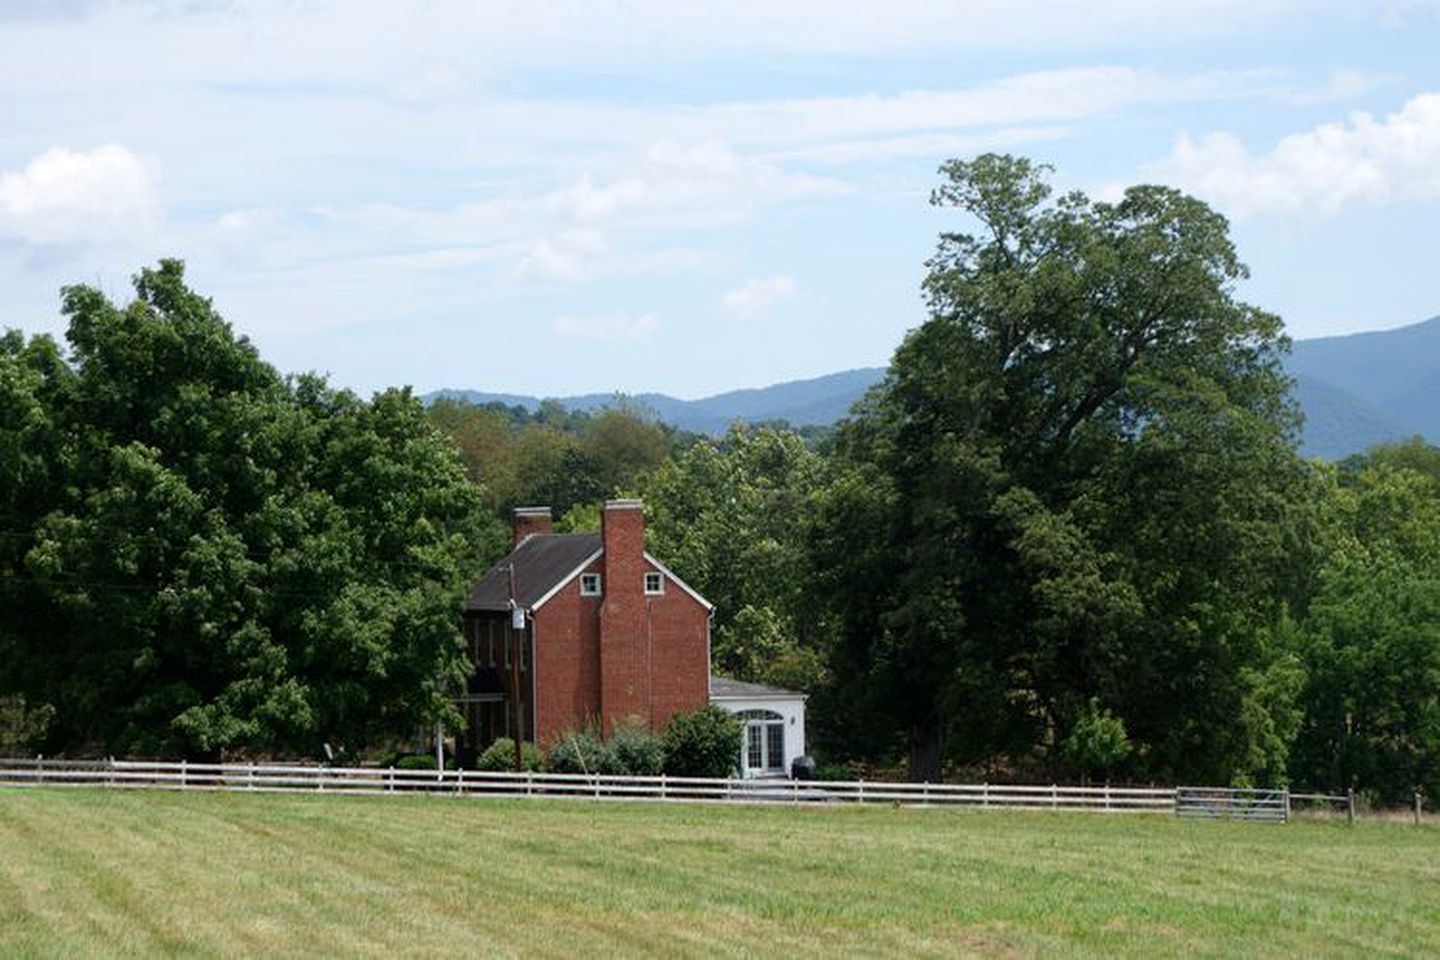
5 760 1365 822
0 758 1178 811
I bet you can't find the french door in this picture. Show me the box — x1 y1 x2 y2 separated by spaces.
741 712 786 776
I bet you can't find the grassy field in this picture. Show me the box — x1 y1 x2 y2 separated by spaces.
0 789 1436 958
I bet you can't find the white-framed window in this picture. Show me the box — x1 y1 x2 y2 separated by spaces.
580 573 602 596
644 571 664 595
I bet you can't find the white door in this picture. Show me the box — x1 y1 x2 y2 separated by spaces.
741 712 786 777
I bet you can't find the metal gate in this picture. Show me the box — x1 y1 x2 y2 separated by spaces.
1175 787 1288 822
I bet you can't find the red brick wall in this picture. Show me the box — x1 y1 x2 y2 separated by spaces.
526 509 710 744
642 566 711 730
532 559 603 746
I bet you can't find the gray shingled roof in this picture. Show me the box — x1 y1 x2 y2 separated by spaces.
465 533 601 612
709 676 805 699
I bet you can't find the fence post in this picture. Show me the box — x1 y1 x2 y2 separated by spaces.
982 782 989 809
858 778 865 804
248 762 255 791
1103 783 1110 811
1283 789 1291 823
660 773 667 801
1051 784 1058 810
1347 788 1355 824
181 758 188 790
1415 791 1423 826
923 781 929 806
387 767 394 793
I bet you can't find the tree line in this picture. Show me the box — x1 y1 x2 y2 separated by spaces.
2 156 1436 804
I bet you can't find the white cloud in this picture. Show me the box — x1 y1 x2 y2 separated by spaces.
387 64 470 107
0 145 160 247
0 1 1316 93
546 142 844 227
1148 92 1440 218
722 276 797 322
553 311 659 340
765 127 1070 165
308 141 833 285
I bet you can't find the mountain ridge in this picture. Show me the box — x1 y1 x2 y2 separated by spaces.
425 315 1440 460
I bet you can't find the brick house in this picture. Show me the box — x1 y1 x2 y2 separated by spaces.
455 499 806 776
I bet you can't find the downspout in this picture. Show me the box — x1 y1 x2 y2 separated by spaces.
529 614 539 744
646 598 654 727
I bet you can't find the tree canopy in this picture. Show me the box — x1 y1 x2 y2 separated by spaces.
814 155 1313 782
0 261 488 758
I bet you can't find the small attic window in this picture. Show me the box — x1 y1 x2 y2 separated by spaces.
644 572 664 595
580 573 602 597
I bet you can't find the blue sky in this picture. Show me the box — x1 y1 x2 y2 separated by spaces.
3 1 1439 399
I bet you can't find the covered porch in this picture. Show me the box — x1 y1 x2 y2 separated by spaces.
709 677 807 778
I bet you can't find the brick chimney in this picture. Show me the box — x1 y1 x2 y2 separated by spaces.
600 499 647 732
512 506 553 547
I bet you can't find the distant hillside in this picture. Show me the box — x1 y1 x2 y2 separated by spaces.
426 368 887 436
1288 315 1440 457
425 315 1440 459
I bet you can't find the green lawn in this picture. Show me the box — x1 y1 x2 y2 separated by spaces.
0 789 1435 958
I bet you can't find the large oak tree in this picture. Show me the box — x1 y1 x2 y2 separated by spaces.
815 155 1316 783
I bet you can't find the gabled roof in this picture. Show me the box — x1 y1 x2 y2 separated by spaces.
709 676 806 700
465 534 601 612
465 532 716 614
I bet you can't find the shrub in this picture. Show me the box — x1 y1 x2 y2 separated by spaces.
477 738 544 772
1063 698 1132 782
662 706 742 778
547 727 607 774
394 754 438 771
603 720 665 776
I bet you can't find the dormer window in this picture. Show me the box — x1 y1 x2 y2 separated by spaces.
644 572 664 595
580 573 602 597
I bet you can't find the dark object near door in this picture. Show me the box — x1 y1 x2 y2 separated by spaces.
790 755 817 780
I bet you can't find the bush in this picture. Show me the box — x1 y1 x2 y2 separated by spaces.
603 720 665 776
477 738 544 772
394 754 438 771
0 695 53 755
1063 698 1132 782
547 727 607 774
662 706 742 778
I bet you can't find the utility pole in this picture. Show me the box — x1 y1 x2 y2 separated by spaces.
507 563 525 773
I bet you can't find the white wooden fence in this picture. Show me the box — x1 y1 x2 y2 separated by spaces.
0 758 1177 812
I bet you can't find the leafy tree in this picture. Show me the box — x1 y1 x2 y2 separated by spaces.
641 425 826 690
426 396 689 530
0 261 489 758
1290 463 1440 802
581 405 671 495
814 155 1313 782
